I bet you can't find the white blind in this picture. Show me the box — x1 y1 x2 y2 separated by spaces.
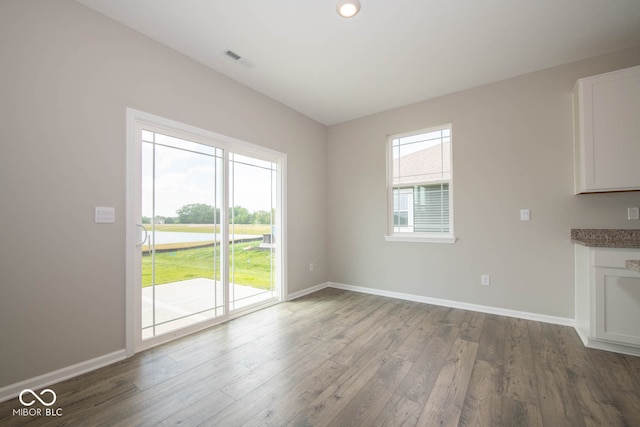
413 184 449 233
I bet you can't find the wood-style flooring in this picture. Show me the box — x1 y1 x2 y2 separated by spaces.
1 288 639 426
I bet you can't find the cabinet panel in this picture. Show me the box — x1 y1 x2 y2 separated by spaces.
592 248 640 268
592 75 640 189
573 65 640 193
595 267 640 346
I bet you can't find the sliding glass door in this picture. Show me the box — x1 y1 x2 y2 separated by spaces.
127 110 285 351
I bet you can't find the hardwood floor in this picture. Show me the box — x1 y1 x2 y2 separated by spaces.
2 288 640 426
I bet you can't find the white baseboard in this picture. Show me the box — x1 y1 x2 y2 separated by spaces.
0 349 127 404
286 282 330 301
575 325 640 357
582 337 640 357
327 282 576 327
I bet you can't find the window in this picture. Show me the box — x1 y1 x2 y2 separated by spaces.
386 124 455 243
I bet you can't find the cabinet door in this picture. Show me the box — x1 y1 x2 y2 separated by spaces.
574 65 640 193
595 267 640 345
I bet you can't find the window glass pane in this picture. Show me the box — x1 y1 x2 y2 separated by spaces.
230 153 275 171
394 212 408 227
228 152 277 311
399 194 408 210
142 130 154 143
154 132 218 157
393 130 450 186
392 188 414 232
141 131 223 340
413 184 449 233
389 125 452 236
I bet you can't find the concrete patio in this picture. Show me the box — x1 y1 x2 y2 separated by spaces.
142 278 275 338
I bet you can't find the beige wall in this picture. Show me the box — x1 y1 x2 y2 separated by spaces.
327 48 640 319
0 1 327 388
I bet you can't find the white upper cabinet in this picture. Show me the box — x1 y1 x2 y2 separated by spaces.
573 65 640 194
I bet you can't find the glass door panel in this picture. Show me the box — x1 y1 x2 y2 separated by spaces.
228 153 278 311
141 129 223 339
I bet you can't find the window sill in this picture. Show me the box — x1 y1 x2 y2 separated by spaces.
384 234 457 244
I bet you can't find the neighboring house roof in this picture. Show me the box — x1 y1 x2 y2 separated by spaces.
393 141 451 186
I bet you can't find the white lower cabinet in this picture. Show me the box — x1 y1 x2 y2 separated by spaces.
595 267 640 346
575 246 640 355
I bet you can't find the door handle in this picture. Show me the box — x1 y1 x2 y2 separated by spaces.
136 224 148 247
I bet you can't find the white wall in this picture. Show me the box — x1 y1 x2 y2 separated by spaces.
0 0 327 389
327 48 640 319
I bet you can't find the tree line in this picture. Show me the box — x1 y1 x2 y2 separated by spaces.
142 203 273 225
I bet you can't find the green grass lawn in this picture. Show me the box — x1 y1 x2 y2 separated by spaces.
142 241 274 290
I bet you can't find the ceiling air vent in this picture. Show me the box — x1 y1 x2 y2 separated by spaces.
224 50 254 69
225 50 242 61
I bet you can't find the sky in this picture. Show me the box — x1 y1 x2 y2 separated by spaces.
141 132 276 219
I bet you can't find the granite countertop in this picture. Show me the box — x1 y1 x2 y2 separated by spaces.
627 260 640 273
571 229 640 249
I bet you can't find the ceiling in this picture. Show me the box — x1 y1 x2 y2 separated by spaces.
77 0 640 126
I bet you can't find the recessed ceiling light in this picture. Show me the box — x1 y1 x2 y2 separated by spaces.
336 0 361 18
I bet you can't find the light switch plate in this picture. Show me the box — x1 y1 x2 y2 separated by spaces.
95 206 115 223
520 209 531 221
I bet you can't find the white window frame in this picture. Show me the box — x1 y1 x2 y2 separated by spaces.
385 124 456 244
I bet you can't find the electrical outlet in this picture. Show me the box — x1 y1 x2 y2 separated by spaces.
628 207 639 220
309 263 314 272
481 274 491 286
